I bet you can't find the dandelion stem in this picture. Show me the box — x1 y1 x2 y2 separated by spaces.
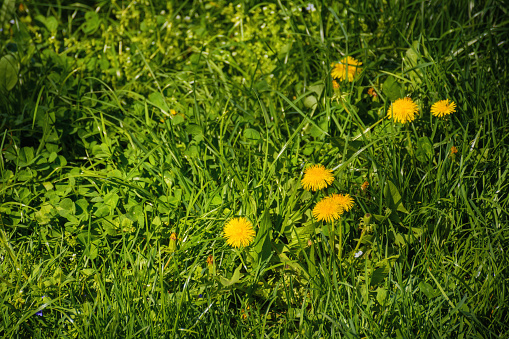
353 228 366 255
330 221 335 260
338 218 343 259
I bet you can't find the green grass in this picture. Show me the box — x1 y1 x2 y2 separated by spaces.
1 0 508 338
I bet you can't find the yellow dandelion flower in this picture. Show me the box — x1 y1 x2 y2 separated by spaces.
170 109 178 115
431 99 456 118
301 164 334 191
331 56 362 82
387 97 419 123
312 195 343 222
330 193 354 213
223 217 256 248
332 80 340 89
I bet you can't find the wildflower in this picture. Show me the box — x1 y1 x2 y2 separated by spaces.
361 181 369 191
367 87 377 97
170 109 178 116
387 97 419 123
431 99 456 118
332 80 339 89
450 146 458 154
223 217 256 248
305 3 316 11
241 304 250 320
354 250 363 258
36 311 43 316
330 193 354 213
301 164 334 191
331 57 362 82
312 196 343 222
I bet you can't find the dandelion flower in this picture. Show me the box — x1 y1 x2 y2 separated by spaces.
331 57 362 82
387 97 419 123
312 195 343 222
301 164 334 191
223 217 256 248
332 80 339 89
330 193 354 213
431 99 456 118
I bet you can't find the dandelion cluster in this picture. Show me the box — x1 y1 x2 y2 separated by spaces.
331 56 362 82
312 193 354 222
223 217 256 248
301 164 334 191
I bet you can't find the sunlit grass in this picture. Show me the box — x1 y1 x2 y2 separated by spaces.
0 0 508 338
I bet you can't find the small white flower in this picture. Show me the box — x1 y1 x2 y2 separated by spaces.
305 4 316 12
354 250 363 258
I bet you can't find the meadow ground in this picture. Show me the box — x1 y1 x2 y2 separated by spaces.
1 0 508 338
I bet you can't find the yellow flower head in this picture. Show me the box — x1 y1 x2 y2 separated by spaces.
450 146 458 154
223 217 256 248
431 99 456 118
387 97 419 123
332 80 340 89
312 195 343 222
330 193 354 213
331 56 362 82
301 164 334 191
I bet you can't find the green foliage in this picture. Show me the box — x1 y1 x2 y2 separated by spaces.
1 0 508 338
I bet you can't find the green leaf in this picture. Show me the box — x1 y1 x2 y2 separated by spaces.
16 147 35 167
183 145 199 158
310 117 328 138
17 169 33 182
219 264 243 287
82 11 100 34
415 136 433 162
0 54 18 91
35 202 56 225
303 95 317 109
376 287 388 306
384 180 409 214
383 76 405 101
418 281 439 299
93 204 110 218
244 128 261 141
35 15 58 32
404 41 424 85
251 209 272 263
148 92 170 114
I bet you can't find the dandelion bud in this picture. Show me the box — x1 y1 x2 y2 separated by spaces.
362 213 372 226
206 255 215 276
169 233 177 253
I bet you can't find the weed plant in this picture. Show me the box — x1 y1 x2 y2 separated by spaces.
0 0 508 338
